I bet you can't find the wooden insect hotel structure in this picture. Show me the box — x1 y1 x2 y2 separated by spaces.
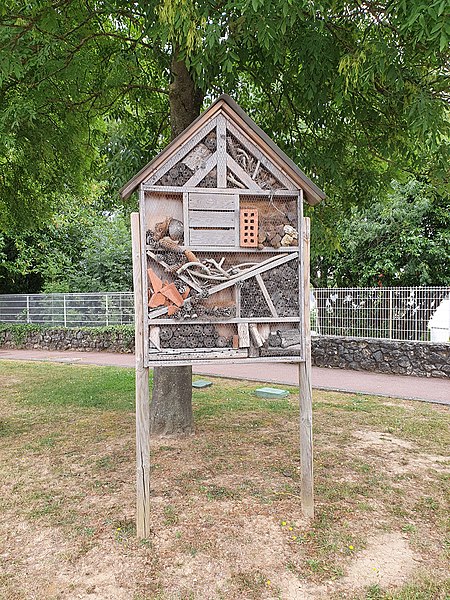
121 95 325 537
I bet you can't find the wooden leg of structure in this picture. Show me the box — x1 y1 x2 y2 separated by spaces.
135 364 150 537
299 361 314 519
300 216 314 519
131 212 151 538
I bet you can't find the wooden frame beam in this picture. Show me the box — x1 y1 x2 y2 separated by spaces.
226 155 261 190
217 114 227 188
184 152 217 188
255 273 278 317
142 185 299 196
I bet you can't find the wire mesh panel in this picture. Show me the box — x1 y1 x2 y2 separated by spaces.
314 286 450 341
0 293 134 327
0 295 29 322
144 191 303 364
1 288 446 342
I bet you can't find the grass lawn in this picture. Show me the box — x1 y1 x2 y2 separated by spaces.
0 360 448 600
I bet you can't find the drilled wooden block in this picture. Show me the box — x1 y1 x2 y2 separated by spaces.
240 208 258 247
190 228 235 246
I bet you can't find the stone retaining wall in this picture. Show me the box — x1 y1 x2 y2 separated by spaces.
0 325 134 354
0 326 448 378
312 335 449 379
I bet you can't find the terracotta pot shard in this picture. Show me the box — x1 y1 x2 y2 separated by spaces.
147 268 163 293
160 283 184 307
148 292 166 308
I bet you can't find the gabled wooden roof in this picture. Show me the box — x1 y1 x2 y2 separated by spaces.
120 94 325 205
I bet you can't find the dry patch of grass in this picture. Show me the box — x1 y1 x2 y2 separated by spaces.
0 360 448 600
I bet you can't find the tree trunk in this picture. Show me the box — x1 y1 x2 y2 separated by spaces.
150 51 204 436
149 365 194 435
169 54 204 139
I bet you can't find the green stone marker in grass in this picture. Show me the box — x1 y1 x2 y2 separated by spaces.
255 387 289 399
192 380 213 389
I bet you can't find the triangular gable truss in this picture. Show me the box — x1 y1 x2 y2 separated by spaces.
143 111 297 192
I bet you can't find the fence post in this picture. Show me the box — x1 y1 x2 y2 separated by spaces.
388 288 393 340
63 295 67 327
448 289 450 341
26 295 31 324
105 294 109 326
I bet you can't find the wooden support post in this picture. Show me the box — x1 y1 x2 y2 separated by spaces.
131 212 151 538
299 216 314 519
249 323 264 347
237 322 250 347
235 283 242 319
149 326 161 350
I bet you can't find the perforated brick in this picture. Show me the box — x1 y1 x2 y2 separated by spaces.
240 208 258 247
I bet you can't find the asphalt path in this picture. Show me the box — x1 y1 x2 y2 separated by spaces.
1 348 448 405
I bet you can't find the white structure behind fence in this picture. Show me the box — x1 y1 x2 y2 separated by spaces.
0 286 448 342
313 286 449 342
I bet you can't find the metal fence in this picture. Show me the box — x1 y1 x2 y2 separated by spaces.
313 286 449 342
0 287 449 342
0 293 134 327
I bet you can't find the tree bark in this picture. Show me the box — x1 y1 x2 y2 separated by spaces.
169 54 204 139
150 50 203 437
150 365 194 435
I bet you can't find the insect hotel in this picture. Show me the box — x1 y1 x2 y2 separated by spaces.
121 95 325 537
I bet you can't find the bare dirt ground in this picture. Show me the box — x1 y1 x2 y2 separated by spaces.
0 361 449 600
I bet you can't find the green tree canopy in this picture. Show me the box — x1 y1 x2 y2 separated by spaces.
0 186 134 293
313 180 450 287
1 0 448 233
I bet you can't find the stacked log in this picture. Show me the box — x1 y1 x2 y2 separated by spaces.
261 327 302 356
260 345 302 357
267 332 282 347
202 130 217 152
158 324 232 349
157 162 193 186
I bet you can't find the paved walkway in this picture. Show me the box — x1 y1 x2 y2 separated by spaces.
1 348 449 405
